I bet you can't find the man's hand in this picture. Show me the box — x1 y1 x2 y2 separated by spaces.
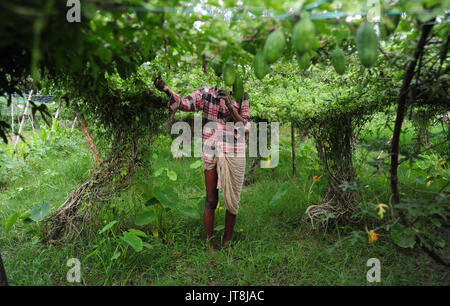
218 91 233 109
153 76 168 93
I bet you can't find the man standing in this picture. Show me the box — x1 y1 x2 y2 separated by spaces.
154 77 250 250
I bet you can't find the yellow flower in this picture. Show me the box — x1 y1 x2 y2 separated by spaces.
313 175 321 182
368 230 380 244
438 159 446 168
374 203 389 219
152 229 159 237
238 228 244 233
264 156 271 168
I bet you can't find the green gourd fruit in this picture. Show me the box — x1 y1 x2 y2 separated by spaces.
211 59 223 77
233 73 244 101
297 52 311 71
356 21 379 68
263 28 286 64
331 48 346 75
222 60 236 86
292 13 315 55
253 52 267 80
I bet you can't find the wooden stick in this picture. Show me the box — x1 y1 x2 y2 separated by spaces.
75 109 102 167
10 100 14 136
291 122 297 178
51 101 62 131
48 100 62 139
13 90 33 151
70 115 78 132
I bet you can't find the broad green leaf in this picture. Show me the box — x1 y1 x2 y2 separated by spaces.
214 225 225 231
135 209 156 226
142 242 153 250
431 218 441 228
391 224 416 248
178 206 201 219
154 167 166 177
434 236 446 248
128 228 148 238
190 160 203 169
5 212 19 233
99 220 118 234
269 181 290 206
29 202 51 222
121 231 143 252
144 197 159 206
167 169 177 181
111 250 121 261
154 186 179 209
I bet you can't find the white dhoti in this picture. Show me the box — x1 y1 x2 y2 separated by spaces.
202 154 246 215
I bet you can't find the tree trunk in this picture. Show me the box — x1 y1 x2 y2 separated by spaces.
0 253 8 286
390 21 434 204
291 122 297 178
13 90 33 151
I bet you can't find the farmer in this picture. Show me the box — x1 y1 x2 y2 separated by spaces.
154 77 250 250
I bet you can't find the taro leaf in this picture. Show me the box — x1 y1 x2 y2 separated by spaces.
154 167 166 177
167 169 177 181
99 220 118 234
269 181 290 206
178 206 201 219
153 186 179 209
135 209 156 226
121 231 143 252
390 224 416 248
29 202 51 222
142 242 153 250
136 182 153 200
144 197 159 207
434 236 446 249
5 212 19 233
190 159 203 169
31 236 40 245
128 228 148 238
111 250 121 261
431 218 441 228
214 225 225 231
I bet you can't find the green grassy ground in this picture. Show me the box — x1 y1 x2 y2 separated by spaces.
0 120 449 286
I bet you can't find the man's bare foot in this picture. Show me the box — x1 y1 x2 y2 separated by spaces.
222 241 232 250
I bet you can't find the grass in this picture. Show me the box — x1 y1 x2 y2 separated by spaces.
0 119 449 286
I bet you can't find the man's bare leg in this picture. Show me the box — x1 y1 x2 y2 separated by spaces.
223 210 236 248
204 167 218 249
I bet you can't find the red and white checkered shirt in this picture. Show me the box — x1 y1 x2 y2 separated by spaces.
168 86 250 163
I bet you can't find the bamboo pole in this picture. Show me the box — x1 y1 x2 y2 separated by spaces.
13 90 33 151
